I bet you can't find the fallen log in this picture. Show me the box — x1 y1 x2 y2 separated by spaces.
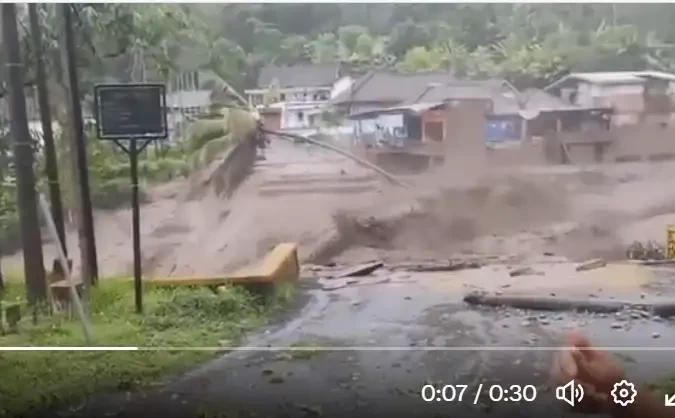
336 261 384 278
463 292 629 314
390 261 482 272
652 302 675 318
262 128 411 188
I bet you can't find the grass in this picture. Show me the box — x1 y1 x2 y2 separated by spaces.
0 277 296 417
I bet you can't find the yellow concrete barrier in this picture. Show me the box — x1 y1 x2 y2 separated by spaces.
146 242 300 287
49 243 299 290
668 225 675 260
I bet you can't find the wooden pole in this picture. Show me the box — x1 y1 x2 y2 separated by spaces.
39 195 92 343
29 4 68 257
60 4 99 288
2 3 47 304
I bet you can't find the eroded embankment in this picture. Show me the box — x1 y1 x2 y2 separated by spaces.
305 173 573 264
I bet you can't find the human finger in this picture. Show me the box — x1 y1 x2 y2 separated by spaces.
551 351 576 385
567 331 599 361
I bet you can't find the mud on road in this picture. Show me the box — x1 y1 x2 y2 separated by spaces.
19 138 675 417
75 264 675 418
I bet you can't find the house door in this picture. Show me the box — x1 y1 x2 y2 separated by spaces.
425 121 444 142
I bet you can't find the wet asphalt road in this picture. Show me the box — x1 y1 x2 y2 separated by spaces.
72 272 675 418
60 141 675 418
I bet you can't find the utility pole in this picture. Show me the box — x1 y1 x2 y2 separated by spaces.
59 4 99 286
0 241 4 295
2 3 47 304
29 4 68 258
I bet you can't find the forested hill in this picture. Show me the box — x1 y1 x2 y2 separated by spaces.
191 3 675 90
12 4 675 97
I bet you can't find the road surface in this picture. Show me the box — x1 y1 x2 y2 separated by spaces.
71 138 675 418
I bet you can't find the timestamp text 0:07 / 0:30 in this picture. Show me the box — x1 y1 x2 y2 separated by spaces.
420 384 538 403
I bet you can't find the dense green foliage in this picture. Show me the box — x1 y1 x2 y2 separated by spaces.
185 4 675 89
4 3 675 249
17 4 675 95
0 278 295 417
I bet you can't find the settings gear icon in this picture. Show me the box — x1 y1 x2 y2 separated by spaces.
611 380 638 406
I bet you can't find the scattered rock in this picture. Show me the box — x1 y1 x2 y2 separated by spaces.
404 296 412 300
296 404 322 416
321 281 348 291
540 319 550 326
630 313 641 320
509 267 537 277
652 332 661 339
610 322 623 330
262 369 274 376
269 376 285 384
354 277 391 286
521 320 531 327
576 259 607 272
654 316 665 322
337 261 384 278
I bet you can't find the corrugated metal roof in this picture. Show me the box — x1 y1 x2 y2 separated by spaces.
406 82 494 104
546 70 675 90
491 88 594 115
257 63 341 89
347 101 445 119
347 84 601 120
330 71 458 105
571 72 646 84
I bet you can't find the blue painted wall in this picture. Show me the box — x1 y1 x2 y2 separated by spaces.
485 117 522 142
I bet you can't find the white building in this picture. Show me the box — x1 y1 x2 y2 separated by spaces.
246 63 353 134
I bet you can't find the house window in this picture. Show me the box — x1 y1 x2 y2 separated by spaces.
298 112 304 121
424 121 443 142
279 93 286 101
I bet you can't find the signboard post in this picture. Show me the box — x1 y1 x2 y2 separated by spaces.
94 83 168 313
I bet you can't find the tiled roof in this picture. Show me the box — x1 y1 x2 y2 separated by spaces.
257 63 341 89
330 71 458 105
545 71 675 90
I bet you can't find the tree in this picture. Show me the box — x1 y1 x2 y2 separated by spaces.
279 35 310 64
309 33 339 63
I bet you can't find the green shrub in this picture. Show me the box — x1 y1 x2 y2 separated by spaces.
0 279 295 417
185 120 226 153
90 178 148 209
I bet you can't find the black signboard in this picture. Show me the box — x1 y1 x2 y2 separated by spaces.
94 83 168 140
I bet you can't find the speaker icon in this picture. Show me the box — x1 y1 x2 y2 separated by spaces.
556 380 585 407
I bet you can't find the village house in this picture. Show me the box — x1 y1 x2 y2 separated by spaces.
329 71 458 117
246 63 352 133
341 74 609 149
544 71 675 126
